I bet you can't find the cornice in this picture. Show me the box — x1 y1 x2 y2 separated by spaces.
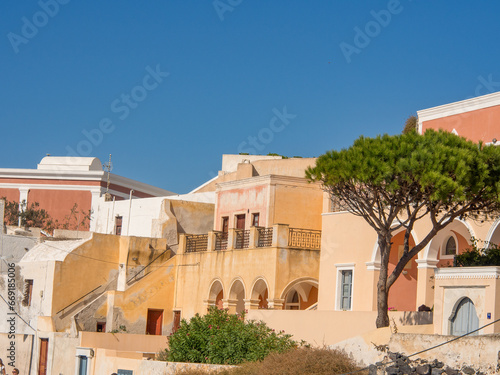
417 91 500 128
434 266 500 280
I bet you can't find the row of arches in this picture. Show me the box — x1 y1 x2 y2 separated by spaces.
365 218 500 312
207 277 318 313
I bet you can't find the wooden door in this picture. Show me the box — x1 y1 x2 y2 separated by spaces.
146 309 163 335
236 214 245 229
38 338 48 375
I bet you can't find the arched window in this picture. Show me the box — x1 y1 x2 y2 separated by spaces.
445 236 457 255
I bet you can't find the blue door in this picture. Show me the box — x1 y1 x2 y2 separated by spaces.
450 297 479 336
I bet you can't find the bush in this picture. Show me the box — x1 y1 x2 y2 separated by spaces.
454 238 500 267
176 347 367 375
164 307 297 365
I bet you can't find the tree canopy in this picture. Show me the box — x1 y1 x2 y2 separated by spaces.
306 129 500 327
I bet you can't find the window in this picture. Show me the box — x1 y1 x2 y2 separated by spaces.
221 217 229 233
251 213 260 227
115 216 123 235
445 236 457 255
340 270 353 310
96 322 106 332
22 279 33 306
78 356 88 375
335 264 354 311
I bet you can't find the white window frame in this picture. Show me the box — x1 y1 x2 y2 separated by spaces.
74 348 94 375
335 263 355 311
441 232 458 260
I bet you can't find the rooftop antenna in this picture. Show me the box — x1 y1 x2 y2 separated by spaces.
103 154 113 201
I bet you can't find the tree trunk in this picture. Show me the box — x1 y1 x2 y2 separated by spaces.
376 234 391 328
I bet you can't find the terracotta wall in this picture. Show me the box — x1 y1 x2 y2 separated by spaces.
422 105 500 143
28 189 92 229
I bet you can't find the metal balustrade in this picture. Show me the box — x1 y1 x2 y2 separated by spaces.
235 229 250 249
185 234 208 253
215 231 228 251
257 227 273 248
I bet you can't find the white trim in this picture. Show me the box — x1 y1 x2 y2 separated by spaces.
434 266 500 279
417 91 500 125
485 217 500 245
415 259 439 269
321 211 349 216
365 261 381 271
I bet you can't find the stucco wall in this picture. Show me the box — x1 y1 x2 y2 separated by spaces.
246 310 432 347
174 247 320 320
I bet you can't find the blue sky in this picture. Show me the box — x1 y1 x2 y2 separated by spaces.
2 1 500 193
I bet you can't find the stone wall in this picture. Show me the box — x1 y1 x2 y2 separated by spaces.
387 333 500 374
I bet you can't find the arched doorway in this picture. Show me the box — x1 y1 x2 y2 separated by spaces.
450 297 479 336
251 278 269 309
229 279 246 314
208 279 224 309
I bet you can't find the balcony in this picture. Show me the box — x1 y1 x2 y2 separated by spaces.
179 224 321 253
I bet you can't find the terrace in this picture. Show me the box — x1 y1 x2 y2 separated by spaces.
179 224 321 253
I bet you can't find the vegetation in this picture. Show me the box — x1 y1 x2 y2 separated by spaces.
306 130 500 327
161 307 297 365
402 115 417 134
1 197 91 233
176 347 366 375
2 198 55 231
455 238 500 267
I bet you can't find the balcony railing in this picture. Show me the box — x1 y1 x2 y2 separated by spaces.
288 228 321 250
257 227 273 248
185 234 208 253
235 229 250 249
179 225 321 253
215 231 228 251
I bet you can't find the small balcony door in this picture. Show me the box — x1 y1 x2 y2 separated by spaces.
236 214 245 229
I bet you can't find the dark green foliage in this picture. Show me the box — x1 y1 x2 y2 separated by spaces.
455 238 500 266
164 307 297 365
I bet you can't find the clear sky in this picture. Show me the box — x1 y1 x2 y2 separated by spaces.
2 1 500 193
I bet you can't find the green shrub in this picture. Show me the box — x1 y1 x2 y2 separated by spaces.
454 238 500 267
164 307 297 365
